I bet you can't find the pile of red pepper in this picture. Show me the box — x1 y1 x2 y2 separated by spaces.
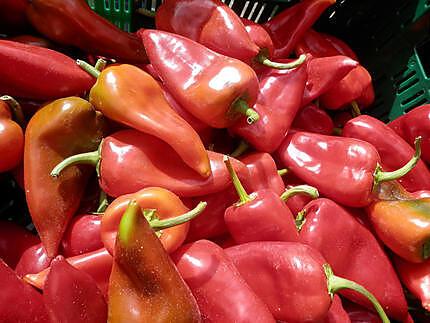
2 0 430 322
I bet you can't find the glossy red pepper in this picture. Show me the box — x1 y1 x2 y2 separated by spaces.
44 256 107 323
263 0 336 58
27 0 147 63
241 18 274 59
296 28 341 57
0 40 94 100
0 0 30 34
108 201 201 322
139 29 260 128
101 187 206 255
277 131 420 207
292 103 335 135
343 115 430 192
15 243 50 277
298 198 409 321
231 56 308 152
172 239 276 322
225 242 389 322
79 62 211 178
0 220 39 268
389 104 430 164
61 214 103 257
0 259 49 322
321 32 359 61
52 129 249 198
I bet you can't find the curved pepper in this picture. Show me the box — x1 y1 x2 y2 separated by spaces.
321 33 359 61
263 0 336 58
44 256 107 323
79 63 210 178
51 129 249 198
225 242 389 322
139 29 260 128
296 28 341 57
0 40 94 100
26 0 147 63
389 104 430 164
277 131 421 207
108 201 201 322
172 239 276 322
24 97 105 257
101 187 207 255
298 198 409 321
343 115 430 192
292 103 335 135
15 243 50 277
241 18 275 60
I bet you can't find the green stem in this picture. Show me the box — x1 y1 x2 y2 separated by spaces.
50 149 101 178
231 98 259 124
295 210 307 232
136 8 156 18
324 264 390 323
118 200 139 245
94 58 107 72
422 239 430 260
257 53 306 70
77 59 100 78
0 95 26 128
351 101 361 117
230 141 249 158
148 201 207 230
97 190 109 213
332 127 342 136
277 169 288 176
280 185 319 202
373 136 422 185
224 155 253 205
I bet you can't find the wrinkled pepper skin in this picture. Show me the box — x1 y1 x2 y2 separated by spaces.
0 259 49 323
27 0 147 63
172 240 276 323
263 0 336 58
24 97 105 257
300 198 409 321
292 104 334 135
88 64 210 177
44 256 107 323
0 40 94 100
139 29 259 128
343 115 430 192
108 201 201 323
15 243 50 277
155 0 260 64
389 104 430 164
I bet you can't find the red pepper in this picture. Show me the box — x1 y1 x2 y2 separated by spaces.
44 256 107 323
231 56 308 152
241 18 274 59
292 103 335 135
0 0 30 34
15 243 50 278
101 187 206 255
389 104 430 164
0 220 39 268
343 115 430 192
296 28 341 57
24 248 112 297
8 35 53 48
298 198 409 321
0 259 49 322
0 40 94 100
138 29 260 128
321 33 359 61
343 300 383 323
263 0 336 58
27 0 147 63
79 62 211 178
172 239 276 322
52 129 249 198
277 131 420 207
225 242 389 322
325 295 351 323
108 200 201 322
61 214 103 257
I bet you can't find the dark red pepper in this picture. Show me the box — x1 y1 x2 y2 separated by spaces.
15 243 50 277
325 295 351 323
296 28 341 57
241 18 274 59
292 103 335 135
0 0 30 34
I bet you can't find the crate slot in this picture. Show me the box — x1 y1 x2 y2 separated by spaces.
405 98 428 112
401 90 425 106
104 0 110 10
394 70 416 87
254 3 267 23
397 77 419 94
416 40 430 78
247 2 259 20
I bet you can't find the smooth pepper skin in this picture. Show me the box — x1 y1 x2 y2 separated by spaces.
234 57 307 152
24 97 105 257
263 0 336 58
155 0 260 64
300 198 408 321
139 29 259 128
27 0 147 63
389 104 430 164
172 240 276 323
0 40 94 100
0 259 49 323
292 104 334 135
101 187 192 256
277 132 380 207
89 64 210 178
241 18 274 59
343 115 430 192
108 201 201 323
325 295 351 323
44 256 107 323
15 243 50 278
98 130 249 198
